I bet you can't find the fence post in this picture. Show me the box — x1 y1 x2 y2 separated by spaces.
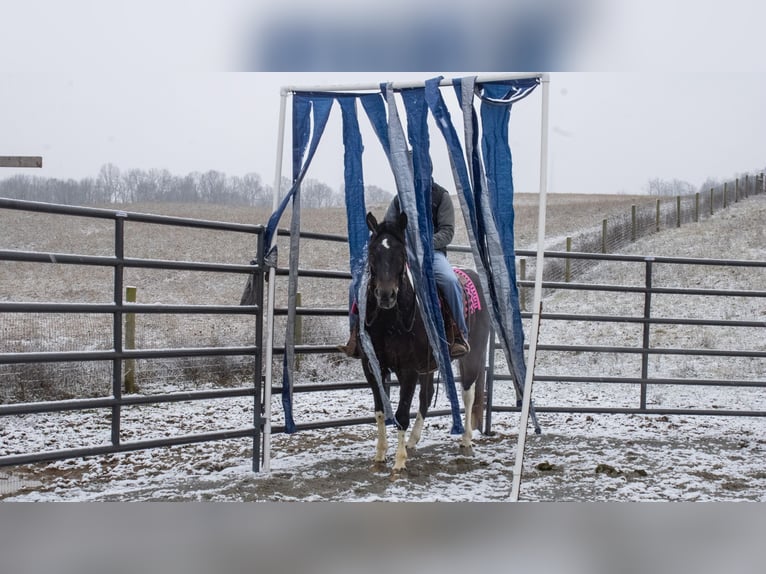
695 192 700 223
124 286 137 393
565 237 572 282
745 175 749 199
676 195 681 228
655 199 660 232
710 187 714 216
519 258 527 311
735 178 739 203
631 205 637 241
723 182 728 209
640 258 653 411
601 219 607 254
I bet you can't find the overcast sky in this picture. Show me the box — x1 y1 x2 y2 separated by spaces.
2 2 766 197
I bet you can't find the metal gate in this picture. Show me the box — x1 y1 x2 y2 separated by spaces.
0 198 267 471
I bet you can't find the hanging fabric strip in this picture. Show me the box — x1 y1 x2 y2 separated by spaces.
433 76 541 431
352 92 397 424
338 97 368 291
263 96 334 260
397 85 464 435
273 94 334 434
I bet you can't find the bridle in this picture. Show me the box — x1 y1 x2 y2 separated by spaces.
366 232 417 334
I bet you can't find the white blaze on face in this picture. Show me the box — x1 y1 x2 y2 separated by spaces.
381 238 390 249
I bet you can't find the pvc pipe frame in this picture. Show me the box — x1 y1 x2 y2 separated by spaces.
263 74 550 495
261 89 288 472
510 75 550 502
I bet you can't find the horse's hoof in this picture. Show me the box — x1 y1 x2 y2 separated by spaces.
459 444 474 457
370 460 387 473
390 468 408 481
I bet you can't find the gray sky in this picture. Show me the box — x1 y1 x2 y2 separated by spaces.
2 2 766 197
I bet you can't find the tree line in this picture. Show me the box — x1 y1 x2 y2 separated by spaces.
646 169 765 197
0 163 393 208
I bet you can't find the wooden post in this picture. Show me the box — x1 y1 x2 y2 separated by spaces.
655 199 660 232
124 286 137 393
745 175 749 199
601 219 607 254
565 237 572 282
735 178 739 203
676 195 681 228
695 192 700 223
710 187 714 215
631 205 637 241
519 258 527 311
723 182 728 209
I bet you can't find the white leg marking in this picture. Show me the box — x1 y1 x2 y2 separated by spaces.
406 413 424 449
374 411 388 463
393 429 408 471
461 386 475 451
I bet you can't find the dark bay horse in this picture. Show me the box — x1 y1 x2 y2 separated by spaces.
360 211 491 474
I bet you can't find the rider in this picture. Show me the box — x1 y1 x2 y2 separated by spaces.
338 180 471 359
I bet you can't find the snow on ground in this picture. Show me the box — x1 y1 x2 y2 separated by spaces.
2 194 765 501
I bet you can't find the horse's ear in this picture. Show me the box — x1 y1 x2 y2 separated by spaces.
366 212 378 233
397 211 408 232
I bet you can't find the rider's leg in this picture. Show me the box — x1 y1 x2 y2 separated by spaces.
432 252 470 357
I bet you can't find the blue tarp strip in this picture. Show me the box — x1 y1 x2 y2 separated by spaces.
338 98 368 290
265 94 334 434
400 85 463 435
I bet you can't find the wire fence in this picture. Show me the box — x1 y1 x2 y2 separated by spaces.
518 173 764 308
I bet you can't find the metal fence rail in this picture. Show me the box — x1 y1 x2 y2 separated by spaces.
489 249 766 425
0 198 267 470
264 238 766 436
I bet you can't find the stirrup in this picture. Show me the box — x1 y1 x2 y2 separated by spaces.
449 340 470 359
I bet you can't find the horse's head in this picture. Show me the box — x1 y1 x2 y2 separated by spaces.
366 211 408 310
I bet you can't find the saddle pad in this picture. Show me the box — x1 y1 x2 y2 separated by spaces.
453 268 482 317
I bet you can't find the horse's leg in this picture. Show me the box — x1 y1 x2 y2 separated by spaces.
363 361 388 470
392 372 417 474
406 373 434 450
374 411 388 468
460 382 475 456
459 358 483 456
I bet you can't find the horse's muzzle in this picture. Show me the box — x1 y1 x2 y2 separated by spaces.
375 286 398 310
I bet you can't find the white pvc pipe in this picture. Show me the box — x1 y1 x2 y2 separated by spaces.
280 73 544 95
510 73 550 501
261 89 289 472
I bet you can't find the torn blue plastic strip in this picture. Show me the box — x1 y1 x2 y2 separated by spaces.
277 94 335 434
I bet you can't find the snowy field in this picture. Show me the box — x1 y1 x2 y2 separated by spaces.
1 193 765 501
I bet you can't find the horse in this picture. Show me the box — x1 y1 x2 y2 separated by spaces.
360 210 491 475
